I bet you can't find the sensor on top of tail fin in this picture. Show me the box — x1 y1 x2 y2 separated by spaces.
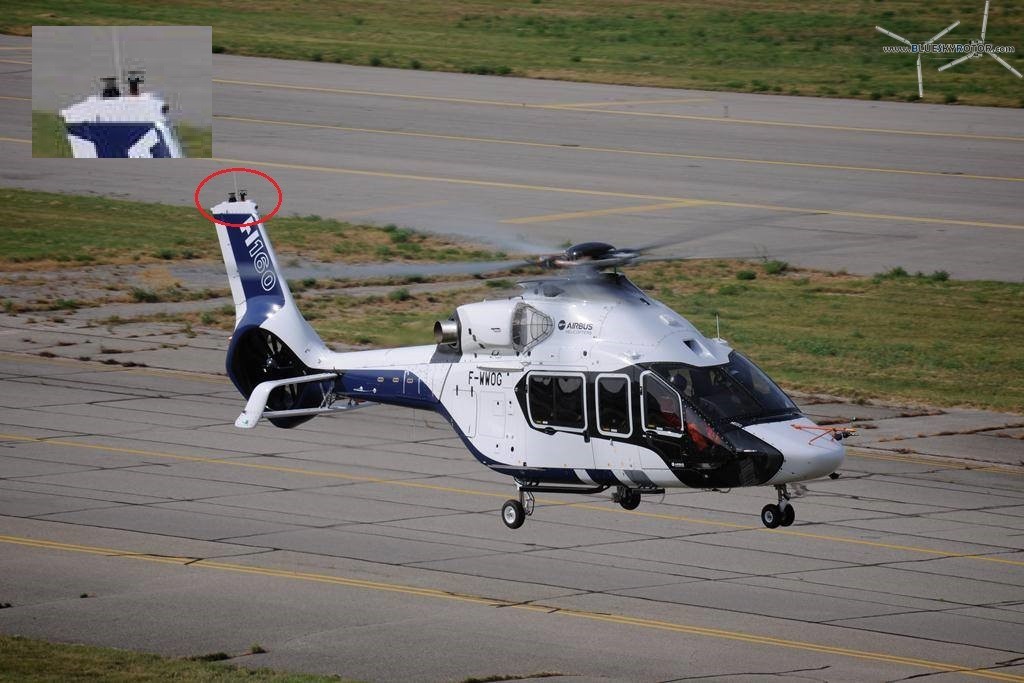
60 70 183 159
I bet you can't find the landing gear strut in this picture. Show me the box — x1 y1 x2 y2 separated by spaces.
761 484 795 529
499 480 612 529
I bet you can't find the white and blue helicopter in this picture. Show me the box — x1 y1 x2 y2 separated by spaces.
213 195 850 530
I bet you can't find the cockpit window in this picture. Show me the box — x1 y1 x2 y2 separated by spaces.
726 352 797 414
649 352 797 423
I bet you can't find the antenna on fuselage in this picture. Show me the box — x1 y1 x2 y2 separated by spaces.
716 313 721 339
111 27 122 94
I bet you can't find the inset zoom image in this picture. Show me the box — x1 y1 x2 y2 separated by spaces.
32 25 211 158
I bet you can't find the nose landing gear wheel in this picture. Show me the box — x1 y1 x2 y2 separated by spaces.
502 499 526 529
762 484 796 528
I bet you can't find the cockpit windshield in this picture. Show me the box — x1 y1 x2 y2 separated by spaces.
650 352 798 423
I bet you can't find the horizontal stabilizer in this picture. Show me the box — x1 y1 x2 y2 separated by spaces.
234 372 374 428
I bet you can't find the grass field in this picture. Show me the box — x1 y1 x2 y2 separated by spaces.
31 112 212 158
1 188 501 266
0 634 350 682
4 188 1021 412
5 1 1023 107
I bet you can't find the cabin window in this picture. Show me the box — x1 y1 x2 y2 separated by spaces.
511 304 554 353
641 371 683 437
596 374 632 437
527 372 586 431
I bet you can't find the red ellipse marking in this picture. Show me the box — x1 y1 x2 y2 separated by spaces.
193 167 283 228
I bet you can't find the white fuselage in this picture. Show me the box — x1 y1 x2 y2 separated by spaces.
265 276 844 490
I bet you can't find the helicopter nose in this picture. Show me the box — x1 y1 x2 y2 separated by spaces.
743 418 845 484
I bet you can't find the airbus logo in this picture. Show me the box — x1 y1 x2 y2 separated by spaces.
558 320 593 334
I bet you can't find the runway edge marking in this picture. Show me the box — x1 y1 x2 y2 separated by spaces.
1 533 1021 682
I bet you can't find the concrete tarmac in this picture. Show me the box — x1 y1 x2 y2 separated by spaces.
0 318 1022 682
2 33 1023 279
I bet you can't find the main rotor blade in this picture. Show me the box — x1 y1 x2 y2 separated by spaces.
916 55 923 98
938 53 974 71
988 51 1023 78
875 25 913 46
623 233 694 255
925 20 960 45
981 0 990 42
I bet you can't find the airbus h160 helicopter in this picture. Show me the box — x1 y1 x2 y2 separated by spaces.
213 195 849 530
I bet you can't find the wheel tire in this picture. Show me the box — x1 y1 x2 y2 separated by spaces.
619 490 641 511
501 500 526 529
780 504 796 527
761 504 782 529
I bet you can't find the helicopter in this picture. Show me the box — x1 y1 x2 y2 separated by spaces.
213 194 850 530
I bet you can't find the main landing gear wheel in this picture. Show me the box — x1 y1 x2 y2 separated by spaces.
761 484 795 528
502 500 525 529
615 486 641 511
501 486 535 529
781 504 796 527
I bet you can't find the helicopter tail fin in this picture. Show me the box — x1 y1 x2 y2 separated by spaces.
212 198 333 428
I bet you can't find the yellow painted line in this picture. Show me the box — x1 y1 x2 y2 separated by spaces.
331 199 450 219
573 503 1024 567
0 432 509 500
0 350 226 385
0 58 31 65
849 447 1023 475
0 534 1020 681
502 200 706 224
565 106 1024 143
551 97 714 108
0 95 30 101
2 431 1022 568
213 77 535 108
0 136 29 144
212 78 1024 143
218 115 1024 184
210 156 1024 232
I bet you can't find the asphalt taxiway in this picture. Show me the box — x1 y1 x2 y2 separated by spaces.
2 33 1023 279
0 320 1022 682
